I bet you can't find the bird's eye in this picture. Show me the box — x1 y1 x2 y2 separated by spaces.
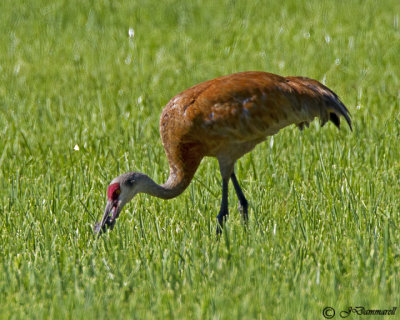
125 178 135 187
115 189 121 195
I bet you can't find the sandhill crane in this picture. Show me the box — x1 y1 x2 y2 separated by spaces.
95 71 352 235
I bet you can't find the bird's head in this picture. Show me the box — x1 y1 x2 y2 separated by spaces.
95 172 144 234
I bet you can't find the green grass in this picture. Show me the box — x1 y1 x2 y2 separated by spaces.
1 0 400 318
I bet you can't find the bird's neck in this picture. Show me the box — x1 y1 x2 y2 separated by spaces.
138 150 203 200
139 171 191 200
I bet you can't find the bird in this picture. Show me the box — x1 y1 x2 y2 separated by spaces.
94 71 352 235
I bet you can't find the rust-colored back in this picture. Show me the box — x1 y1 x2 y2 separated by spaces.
159 71 351 188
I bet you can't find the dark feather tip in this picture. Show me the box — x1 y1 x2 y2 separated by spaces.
329 113 341 129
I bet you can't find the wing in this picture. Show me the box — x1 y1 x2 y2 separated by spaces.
160 71 351 158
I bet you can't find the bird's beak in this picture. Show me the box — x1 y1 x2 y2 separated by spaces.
94 200 119 234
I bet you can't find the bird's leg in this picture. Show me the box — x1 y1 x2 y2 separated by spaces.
231 173 248 224
216 177 229 235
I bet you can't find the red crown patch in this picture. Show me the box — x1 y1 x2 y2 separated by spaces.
107 183 120 200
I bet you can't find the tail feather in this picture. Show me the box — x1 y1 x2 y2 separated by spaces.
286 76 352 131
321 92 352 131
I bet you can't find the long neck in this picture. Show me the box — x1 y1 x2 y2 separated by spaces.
139 144 204 199
139 171 192 200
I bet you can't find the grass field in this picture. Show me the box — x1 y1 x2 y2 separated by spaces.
1 0 400 318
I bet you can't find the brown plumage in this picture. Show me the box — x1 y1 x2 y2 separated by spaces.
95 71 352 235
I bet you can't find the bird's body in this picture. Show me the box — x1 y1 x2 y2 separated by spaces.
96 71 351 234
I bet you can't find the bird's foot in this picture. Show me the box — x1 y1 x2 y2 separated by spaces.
238 204 247 218
216 224 222 236
238 203 249 227
216 214 228 236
